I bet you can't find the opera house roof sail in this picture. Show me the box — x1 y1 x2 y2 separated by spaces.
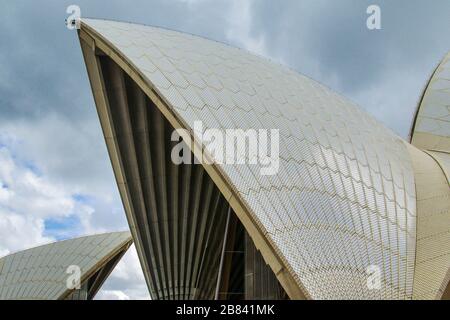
76 18 450 300
0 232 132 300
410 51 450 184
411 51 450 154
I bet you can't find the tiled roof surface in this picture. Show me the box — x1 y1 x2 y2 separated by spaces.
81 19 418 299
412 52 450 152
0 231 131 300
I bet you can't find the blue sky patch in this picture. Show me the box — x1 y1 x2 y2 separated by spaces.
44 215 82 241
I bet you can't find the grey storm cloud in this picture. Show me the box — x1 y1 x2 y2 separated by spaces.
248 0 450 92
2 0 449 133
0 0 233 122
0 0 237 187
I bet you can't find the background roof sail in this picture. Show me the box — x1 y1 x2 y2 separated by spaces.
0 231 132 300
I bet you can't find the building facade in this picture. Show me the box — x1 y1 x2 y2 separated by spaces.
78 19 450 300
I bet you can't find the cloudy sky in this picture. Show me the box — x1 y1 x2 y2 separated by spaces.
0 0 449 299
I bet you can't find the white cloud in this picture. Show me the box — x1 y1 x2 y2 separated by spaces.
1 113 115 197
96 245 150 300
0 210 51 257
225 0 268 57
0 133 148 299
351 64 428 138
0 144 66 255
95 290 131 300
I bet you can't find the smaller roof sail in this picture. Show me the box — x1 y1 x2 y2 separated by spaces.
411 51 450 153
0 231 132 300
